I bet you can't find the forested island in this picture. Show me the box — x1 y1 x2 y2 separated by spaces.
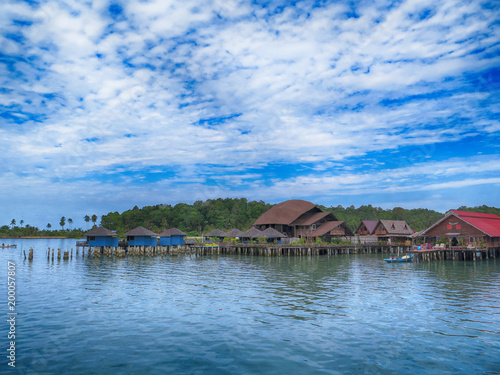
2 198 499 238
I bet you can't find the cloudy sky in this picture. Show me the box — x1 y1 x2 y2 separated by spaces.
1 0 499 228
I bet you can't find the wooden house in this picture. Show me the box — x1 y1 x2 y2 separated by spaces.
159 228 187 246
420 210 500 248
205 229 227 242
124 226 157 247
309 221 353 242
254 199 341 238
374 220 413 243
261 227 287 244
83 226 119 247
225 229 246 239
243 227 264 240
354 220 378 235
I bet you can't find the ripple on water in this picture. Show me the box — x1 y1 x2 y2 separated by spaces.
2 248 499 374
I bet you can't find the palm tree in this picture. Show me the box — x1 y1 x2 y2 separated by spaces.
47 223 52 230
20 220 24 227
84 215 90 229
60 216 66 230
68 218 73 229
10 219 16 228
91 214 97 228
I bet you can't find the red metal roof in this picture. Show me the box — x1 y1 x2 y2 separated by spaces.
450 210 500 237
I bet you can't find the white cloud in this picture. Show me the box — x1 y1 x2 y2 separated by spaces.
0 0 498 226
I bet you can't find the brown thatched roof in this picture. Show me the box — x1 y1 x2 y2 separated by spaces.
254 199 318 225
205 229 227 237
160 228 187 237
291 211 336 226
124 226 157 237
225 229 246 237
378 220 413 235
244 227 264 238
261 227 287 238
84 226 117 237
310 221 352 237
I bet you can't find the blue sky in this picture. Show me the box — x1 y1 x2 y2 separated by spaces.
1 0 499 229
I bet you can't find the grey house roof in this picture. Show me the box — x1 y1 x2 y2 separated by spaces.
159 228 187 237
261 227 287 238
244 227 264 238
225 229 246 237
83 226 117 237
124 226 157 237
205 229 227 237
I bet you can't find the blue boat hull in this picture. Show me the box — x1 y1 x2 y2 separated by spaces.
384 254 413 263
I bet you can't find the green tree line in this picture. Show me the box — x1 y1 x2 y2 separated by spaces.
101 198 273 236
1 200 499 238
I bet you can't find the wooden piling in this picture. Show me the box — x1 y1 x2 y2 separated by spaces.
63 251 69 260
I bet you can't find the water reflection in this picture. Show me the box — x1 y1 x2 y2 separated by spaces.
1 240 499 374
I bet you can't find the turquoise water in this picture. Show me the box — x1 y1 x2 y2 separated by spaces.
1 239 499 374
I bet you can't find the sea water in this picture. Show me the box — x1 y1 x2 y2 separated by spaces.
1 238 499 374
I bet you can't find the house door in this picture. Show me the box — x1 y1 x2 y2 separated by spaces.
451 237 458 246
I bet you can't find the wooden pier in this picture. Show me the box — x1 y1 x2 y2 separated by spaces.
409 247 499 262
23 243 500 262
72 243 411 258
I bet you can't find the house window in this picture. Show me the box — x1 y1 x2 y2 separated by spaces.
312 224 317 230
89 236 95 241
128 236 135 241
469 236 474 243
447 224 452 230
456 224 461 230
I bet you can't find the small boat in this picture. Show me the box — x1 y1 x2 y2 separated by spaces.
0 244 17 249
384 254 413 263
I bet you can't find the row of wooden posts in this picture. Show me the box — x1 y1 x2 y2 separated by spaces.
21 245 499 262
411 248 497 262
30 244 411 260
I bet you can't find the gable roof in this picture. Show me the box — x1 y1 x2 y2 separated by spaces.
205 229 227 237
355 220 378 235
310 221 352 237
84 226 117 237
261 227 287 238
291 211 335 226
124 226 157 237
159 228 187 237
423 210 500 237
254 199 318 225
378 220 413 235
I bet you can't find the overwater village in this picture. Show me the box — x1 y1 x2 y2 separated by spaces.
74 199 500 262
